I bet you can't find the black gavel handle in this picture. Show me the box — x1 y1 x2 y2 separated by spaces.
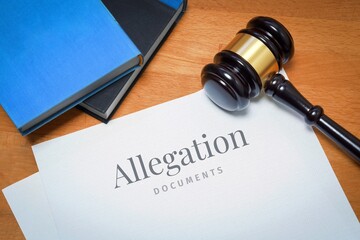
265 74 360 164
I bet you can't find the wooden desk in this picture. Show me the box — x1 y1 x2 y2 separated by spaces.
1 0 359 239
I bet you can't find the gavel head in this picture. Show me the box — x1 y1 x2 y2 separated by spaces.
201 16 294 111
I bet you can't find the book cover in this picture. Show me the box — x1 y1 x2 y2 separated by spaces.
7 88 357 239
0 0 142 135
78 0 187 122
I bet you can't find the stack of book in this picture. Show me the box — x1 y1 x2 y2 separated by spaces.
0 0 187 135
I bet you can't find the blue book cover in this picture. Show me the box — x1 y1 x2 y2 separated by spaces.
0 0 142 135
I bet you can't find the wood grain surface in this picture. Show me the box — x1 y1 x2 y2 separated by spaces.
1 0 359 239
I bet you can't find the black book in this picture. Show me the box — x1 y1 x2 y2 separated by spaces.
78 0 187 122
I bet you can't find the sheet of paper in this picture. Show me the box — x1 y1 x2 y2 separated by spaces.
29 89 360 239
2 173 58 240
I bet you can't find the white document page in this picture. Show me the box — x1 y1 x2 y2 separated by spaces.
31 89 360 239
2 173 58 240
4 88 360 239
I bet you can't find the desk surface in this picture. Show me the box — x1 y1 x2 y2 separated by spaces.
1 0 359 239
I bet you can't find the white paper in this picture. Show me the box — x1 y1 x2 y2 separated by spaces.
3 87 360 239
28 89 360 239
2 173 58 240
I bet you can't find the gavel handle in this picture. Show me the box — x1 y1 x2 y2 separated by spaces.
265 74 360 164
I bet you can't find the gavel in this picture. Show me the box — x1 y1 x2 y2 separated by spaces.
201 16 360 163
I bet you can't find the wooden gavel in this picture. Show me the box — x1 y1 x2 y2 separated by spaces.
201 16 360 163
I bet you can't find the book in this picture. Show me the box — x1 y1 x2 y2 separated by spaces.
0 0 142 135
4 87 360 239
78 0 187 122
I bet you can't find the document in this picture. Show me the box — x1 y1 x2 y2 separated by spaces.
3 89 360 239
3 173 58 240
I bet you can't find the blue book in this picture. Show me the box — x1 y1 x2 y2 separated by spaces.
0 0 142 135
